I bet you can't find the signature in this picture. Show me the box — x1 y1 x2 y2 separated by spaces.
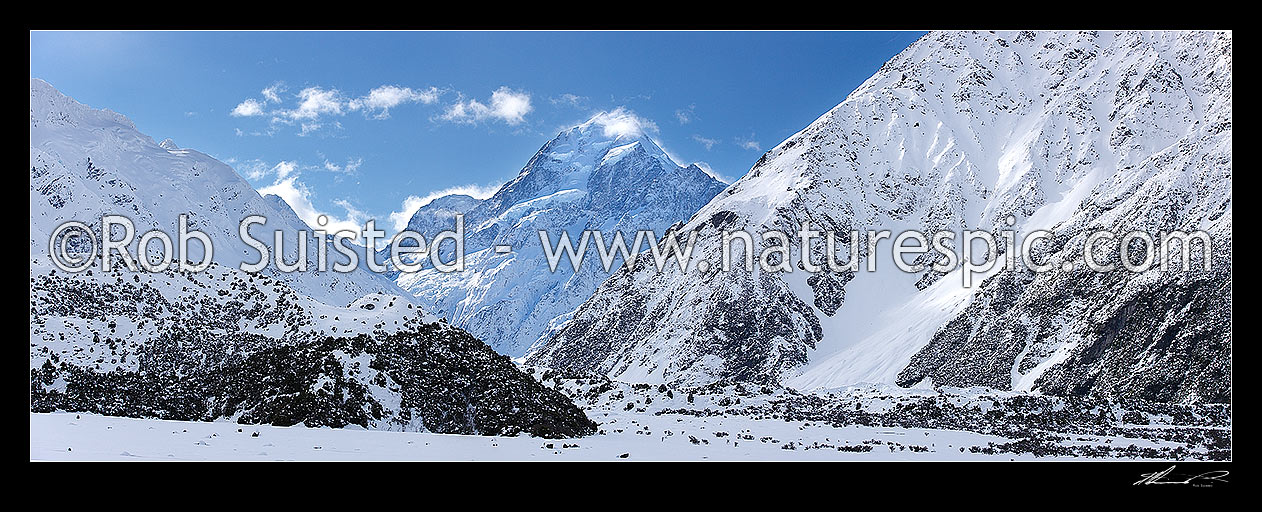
1134 465 1229 487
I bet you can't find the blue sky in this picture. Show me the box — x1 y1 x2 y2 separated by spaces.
31 30 924 236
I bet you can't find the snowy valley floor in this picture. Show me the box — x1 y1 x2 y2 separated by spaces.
31 410 1020 461
31 376 1230 461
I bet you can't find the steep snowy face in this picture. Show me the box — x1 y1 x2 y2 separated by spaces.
529 31 1231 403
29 78 402 305
390 111 728 356
404 194 479 241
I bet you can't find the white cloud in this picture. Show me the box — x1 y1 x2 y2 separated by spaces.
442 86 533 126
298 122 322 137
286 87 345 121
236 157 393 243
692 134 719 150
387 182 503 233
235 83 448 134
349 85 442 118
257 175 372 241
235 157 363 183
234 82 540 135
233 159 273 181
488 88 533 124
272 161 298 180
232 159 298 182
588 107 659 138
261 82 286 103
323 157 363 174
230 98 265 117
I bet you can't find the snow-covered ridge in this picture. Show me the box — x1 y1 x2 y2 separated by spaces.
529 31 1231 404
30 78 403 306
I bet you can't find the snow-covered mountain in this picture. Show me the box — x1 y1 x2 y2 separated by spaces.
387 110 728 356
29 79 596 437
528 31 1232 404
30 78 398 306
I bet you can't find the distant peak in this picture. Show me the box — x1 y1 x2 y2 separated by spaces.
159 138 180 150
421 193 478 211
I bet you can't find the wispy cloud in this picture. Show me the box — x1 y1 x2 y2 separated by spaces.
234 82 539 135
692 134 719 150
322 157 364 174
736 133 762 151
675 104 696 124
272 161 298 180
225 158 273 181
283 87 345 121
441 86 533 126
261 82 286 103
231 82 447 135
232 156 359 183
298 122 324 137
349 85 442 119
550 93 588 108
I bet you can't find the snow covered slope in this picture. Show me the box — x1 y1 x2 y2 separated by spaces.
29 258 595 437
529 31 1231 404
386 110 727 356
29 80 596 437
30 78 400 306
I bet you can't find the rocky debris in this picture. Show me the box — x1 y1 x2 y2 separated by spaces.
30 260 595 438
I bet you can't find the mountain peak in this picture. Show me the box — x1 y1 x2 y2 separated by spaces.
535 108 678 176
393 106 727 357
